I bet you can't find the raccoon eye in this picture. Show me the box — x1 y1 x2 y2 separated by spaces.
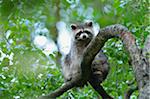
86 21 93 27
70 24 77 30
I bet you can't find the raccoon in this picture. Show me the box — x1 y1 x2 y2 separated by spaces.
62 21 109 82
61 21 112 98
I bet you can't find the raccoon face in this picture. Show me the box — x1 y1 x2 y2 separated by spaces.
70 21 94 42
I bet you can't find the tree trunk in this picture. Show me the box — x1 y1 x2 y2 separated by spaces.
139 35 150 99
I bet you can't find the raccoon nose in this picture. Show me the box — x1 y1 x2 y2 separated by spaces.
83 35 87 39
81 33 88 39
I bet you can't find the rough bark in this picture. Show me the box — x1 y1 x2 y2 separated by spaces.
138 35 150 99
40 24 150 99
143 35 150 65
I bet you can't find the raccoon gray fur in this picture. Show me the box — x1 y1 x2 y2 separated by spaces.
61 21 109 85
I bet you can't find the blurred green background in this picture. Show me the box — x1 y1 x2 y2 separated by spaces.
0 0 149 99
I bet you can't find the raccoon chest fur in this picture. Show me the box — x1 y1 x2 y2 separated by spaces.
62 45 85 82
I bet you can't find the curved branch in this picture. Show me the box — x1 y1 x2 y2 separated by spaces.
81 24 149 98
41 24 149 98
81 24 136 81
39 76 82 99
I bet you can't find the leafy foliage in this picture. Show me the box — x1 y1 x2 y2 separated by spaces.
0 0 149 98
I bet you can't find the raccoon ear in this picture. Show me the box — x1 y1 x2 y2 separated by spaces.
70 24 77 30
86 21 93 27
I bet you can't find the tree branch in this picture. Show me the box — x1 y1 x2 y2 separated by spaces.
39 76 82 99
81 24 149 98
40 24 149 98
81 24 134 81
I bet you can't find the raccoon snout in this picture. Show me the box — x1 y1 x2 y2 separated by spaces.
80 33 89 39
